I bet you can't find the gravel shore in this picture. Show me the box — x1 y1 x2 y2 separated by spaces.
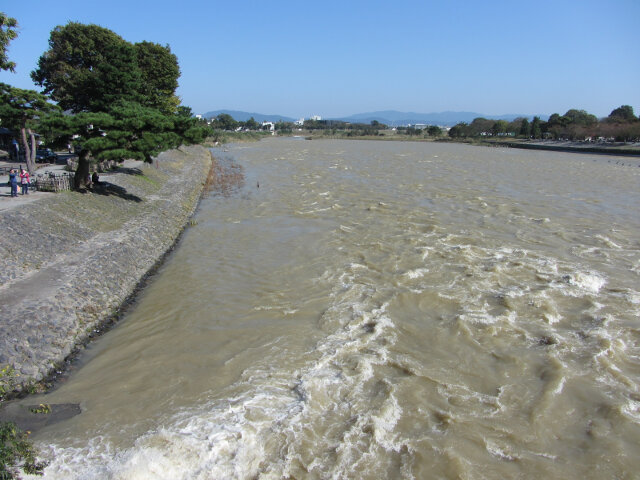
0 145 212 393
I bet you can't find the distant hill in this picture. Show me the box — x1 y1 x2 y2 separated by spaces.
202 109 296 123
200 109 546 127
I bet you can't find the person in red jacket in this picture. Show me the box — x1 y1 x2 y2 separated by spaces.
19 168 30 195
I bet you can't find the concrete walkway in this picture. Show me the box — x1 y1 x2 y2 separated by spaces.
0 168 67 210
0 153 71 211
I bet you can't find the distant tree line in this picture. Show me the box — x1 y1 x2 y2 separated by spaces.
208 114 270 132
396 125 443 137
207 116 392 137
448 106 640 142
0 14 208 187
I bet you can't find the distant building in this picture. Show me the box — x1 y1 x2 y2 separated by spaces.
310 115 322 121
262 121 275 132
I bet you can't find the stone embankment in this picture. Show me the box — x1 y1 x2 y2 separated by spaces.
0 145 212 393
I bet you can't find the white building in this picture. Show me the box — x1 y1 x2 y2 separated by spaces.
293 115 322 126
262 121 275 132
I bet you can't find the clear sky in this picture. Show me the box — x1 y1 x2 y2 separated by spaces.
2 0 639 119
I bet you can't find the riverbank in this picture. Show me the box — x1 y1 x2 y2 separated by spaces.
0 145 212 395
462 138 640 157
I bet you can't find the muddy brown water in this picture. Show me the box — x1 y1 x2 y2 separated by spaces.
25 138 640 479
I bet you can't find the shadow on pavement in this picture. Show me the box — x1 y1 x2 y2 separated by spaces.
90 182 143 203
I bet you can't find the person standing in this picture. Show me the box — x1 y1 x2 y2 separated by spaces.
19 168 30 195
11 139 19 161
8 169 18 197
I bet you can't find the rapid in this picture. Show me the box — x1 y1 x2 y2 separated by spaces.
25 138 640 479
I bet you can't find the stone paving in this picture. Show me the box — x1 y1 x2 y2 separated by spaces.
0 146 212 393
0 161 68 211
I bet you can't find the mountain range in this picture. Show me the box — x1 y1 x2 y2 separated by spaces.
202 109 546 127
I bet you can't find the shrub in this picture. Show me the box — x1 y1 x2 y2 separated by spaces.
0 422 48 478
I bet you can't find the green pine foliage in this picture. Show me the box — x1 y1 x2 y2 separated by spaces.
0 13 18 72
0 422 48 479
31 23 142 113
0 82 60 173
134 41 181 115
30 21 209 183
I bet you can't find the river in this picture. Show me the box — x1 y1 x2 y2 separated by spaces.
26 138 640 479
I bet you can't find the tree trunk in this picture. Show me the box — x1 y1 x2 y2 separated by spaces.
19 127 36 175
27 128 37 174
18 127 38 175
74 151 91 190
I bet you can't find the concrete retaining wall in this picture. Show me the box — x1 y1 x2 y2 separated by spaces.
0 145 212 393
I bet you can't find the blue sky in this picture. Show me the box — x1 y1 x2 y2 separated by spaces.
2 0 639 119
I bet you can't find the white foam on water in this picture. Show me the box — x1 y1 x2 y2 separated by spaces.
35 440 114 480
543 312 563 325
571 246 609 260
437 383 502 417
551 376 566 395
35 387 301 480
485 439 518 461
595 234 622 249
371 393 403 448
265 268 410 474
404 268 429 279
625 292 640 305
420 247 431 261
545 268 607 296
296 207 332 214
457 304 499 325
253 304 298 316
348 262 368 270
33 278 404 479
570 271 607 293
536 257 559 276
621 399 640 424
